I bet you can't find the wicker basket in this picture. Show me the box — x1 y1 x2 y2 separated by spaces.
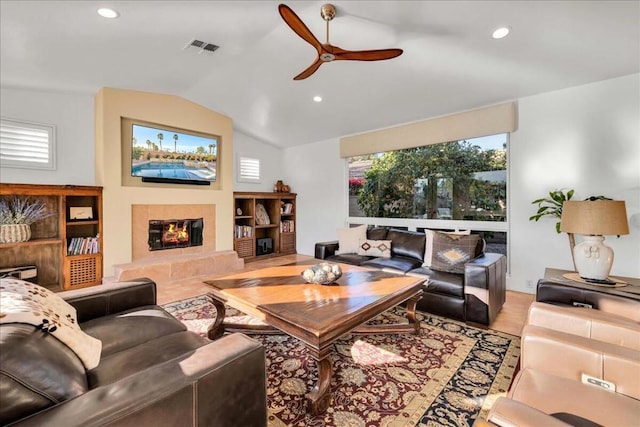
0 224 31 243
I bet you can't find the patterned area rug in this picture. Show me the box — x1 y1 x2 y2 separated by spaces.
163 295 520 427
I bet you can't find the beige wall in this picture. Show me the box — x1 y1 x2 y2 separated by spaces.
95 87 234 277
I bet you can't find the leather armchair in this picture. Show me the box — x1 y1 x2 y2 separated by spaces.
476 302 640 426
1 279 267 427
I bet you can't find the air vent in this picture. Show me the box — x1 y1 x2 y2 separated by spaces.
184 39 220 55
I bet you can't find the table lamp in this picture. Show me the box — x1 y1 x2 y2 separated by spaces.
560 200 629 281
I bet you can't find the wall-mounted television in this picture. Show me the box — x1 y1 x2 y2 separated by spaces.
123 117 219 186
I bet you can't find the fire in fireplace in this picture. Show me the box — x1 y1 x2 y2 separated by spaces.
148 218 203 251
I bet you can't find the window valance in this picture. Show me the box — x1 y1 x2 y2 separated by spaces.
339 102 517 158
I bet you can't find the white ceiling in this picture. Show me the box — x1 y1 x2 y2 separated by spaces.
1 1 638 148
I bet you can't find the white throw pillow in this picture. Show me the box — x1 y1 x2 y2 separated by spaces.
422 229 470 267
422 229 435 267
336 224 367 254
0 278 102 369
357 239 392 257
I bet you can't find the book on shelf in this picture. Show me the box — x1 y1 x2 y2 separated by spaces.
279 220 295 233
67 234 100 255
234 225 253 239
280 203 294 215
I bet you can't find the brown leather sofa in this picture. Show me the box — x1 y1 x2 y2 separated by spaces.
0 278 267 427
476 302 640 426
315 227 506 325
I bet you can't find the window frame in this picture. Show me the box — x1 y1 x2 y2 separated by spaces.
0 117 56 170
236 155 261 183
345 133 510 236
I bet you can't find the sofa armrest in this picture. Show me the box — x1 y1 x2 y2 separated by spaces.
477 397 572 427
315 240 339 259
464 253 506 325
10 333 267 427
60 278 158 323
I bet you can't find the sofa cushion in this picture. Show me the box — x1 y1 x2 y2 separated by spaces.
87 331 209 388
387 229 426 262
326 253 375 266
362 255 423 273
357 239 392 257
366 226 390 240
431 232 481 274
81 305 187 357
336 224 367 254
0 324 89 426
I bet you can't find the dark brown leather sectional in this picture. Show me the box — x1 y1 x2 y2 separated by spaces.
0 279 267 427
315 227 506 325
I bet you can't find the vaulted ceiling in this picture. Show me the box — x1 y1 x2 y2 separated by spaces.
1 1 638 147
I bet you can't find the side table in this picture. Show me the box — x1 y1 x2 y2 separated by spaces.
537 268 640 321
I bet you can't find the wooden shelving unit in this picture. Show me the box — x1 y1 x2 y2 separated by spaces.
0 183 103 291
233 191 296 261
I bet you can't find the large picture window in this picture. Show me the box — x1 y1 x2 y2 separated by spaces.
348 134 507 221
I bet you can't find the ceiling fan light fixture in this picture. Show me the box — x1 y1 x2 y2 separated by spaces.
97 8 119 19
492 26 511 39
278 3 404 80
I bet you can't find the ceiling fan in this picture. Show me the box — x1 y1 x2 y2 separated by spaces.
278 3 403 80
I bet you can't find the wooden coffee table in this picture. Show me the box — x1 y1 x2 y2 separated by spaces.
203 262 424 414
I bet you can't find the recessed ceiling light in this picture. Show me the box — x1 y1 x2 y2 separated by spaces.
313 96 323 103
97 8 119 19
492 27 510 39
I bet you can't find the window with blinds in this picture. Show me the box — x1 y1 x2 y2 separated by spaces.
0 118 56 170
237 156 260 183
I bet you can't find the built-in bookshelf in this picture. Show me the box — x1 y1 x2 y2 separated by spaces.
0 183 103 291
233 192 296 261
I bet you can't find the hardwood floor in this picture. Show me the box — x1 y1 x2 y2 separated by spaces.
157 254 535 337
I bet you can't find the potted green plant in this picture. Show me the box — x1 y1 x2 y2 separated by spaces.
529 189 576 268
529 189 575 233
0 197 56 243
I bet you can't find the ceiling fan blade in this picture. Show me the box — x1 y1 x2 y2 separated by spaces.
293 58 324 80
278 4 322 53
334 48 403 61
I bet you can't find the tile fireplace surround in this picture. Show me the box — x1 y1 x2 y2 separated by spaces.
132 204 215 260
106 204 243 284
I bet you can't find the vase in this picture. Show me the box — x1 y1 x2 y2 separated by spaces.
0 224 31 243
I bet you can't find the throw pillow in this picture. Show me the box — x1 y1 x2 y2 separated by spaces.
422 230 434 267
430 232 481 274
422 229 471 268
357 239 392 257
336 224 367 254
0 278 102 369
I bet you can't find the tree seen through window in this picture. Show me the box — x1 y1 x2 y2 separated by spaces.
348 134 507 221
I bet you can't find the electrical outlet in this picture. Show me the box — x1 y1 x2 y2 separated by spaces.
525 280 534 289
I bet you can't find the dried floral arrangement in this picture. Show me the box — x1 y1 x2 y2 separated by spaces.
0 197 56 225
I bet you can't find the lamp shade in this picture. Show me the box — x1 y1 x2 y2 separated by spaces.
560 200 629 236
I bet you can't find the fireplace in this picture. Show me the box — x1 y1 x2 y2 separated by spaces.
148 218 203 251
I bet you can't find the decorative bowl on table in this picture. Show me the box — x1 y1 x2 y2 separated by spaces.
301 262 342 285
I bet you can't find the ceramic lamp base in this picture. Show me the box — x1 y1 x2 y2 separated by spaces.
573 235 614 280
